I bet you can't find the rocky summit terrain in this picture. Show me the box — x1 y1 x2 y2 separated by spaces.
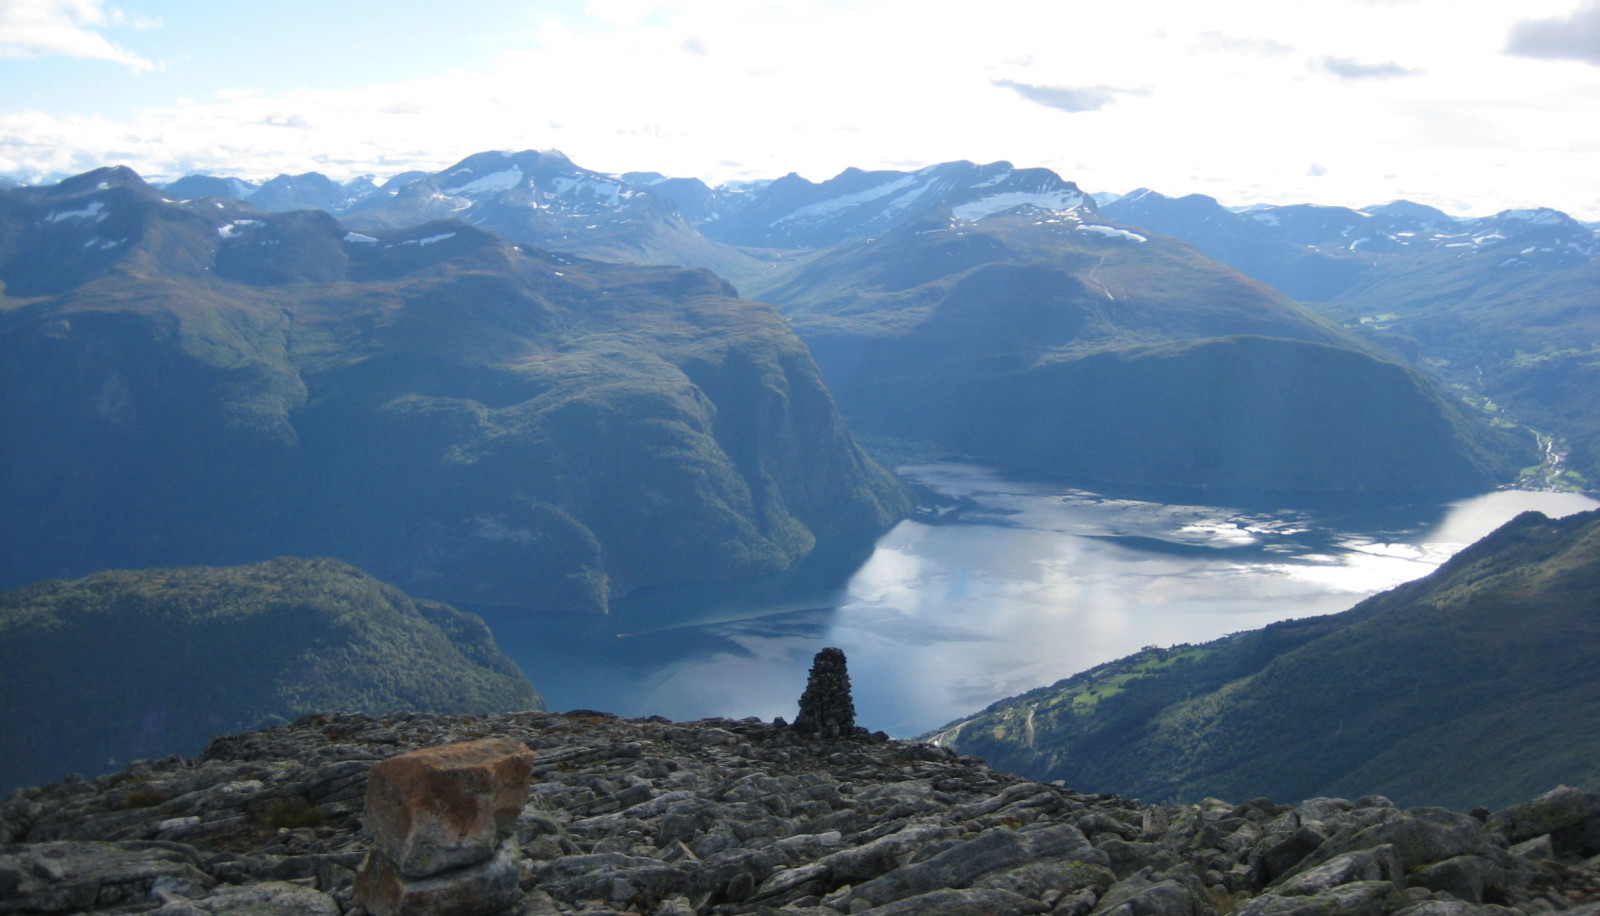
5 710 1600 915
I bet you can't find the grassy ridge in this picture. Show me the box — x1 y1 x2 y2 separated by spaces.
0 557 543 791
929 508 1600 809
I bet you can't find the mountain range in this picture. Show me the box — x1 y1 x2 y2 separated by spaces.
152 149 1589 493
1100 190 1600 488
0 166 907 610
748 207 1524 494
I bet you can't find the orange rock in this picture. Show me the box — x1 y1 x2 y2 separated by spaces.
362 737 535 879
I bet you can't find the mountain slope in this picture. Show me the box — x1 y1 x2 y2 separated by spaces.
753 207 1529 494
700 159 1092 250
0 167 908 611
1103 189 1600 487
929 507 1600 809
0 556 542 791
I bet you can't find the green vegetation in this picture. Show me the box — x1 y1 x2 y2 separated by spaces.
1338 260 1600 487
752 212 1532 495
0 557 543 791
0 178 908 610
929 508 1600 809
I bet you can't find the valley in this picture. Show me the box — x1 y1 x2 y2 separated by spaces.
2 151 1596 815
473 462 1596 740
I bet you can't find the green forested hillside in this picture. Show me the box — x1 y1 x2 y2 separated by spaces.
754 210 1531 494
0 557 543 791
929 508 1600 809
0 168 907 611
1100 190 1600 489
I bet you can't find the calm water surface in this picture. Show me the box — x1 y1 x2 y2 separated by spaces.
479 464 1598 736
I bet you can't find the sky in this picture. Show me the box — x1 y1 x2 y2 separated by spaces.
2 0 1599 218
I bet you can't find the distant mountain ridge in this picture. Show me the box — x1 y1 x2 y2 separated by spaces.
748 206 1531 494
1101 188 1600 488
927 506 1600 810
135 152 1548 494
1101 189 1597 304
140 152 1587 495
151 156 1593 271
11 154 1570 500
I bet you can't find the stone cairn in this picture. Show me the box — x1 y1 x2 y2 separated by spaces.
792 646 856 739
353 736 535 916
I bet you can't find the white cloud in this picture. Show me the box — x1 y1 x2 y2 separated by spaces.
1505 0 1600 65
0 0 157 71
1317 56 1421 79
991 80 1146 113
0 0 1596 219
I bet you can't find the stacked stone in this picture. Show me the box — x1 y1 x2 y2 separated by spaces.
792 646 856 739
353 737 534 916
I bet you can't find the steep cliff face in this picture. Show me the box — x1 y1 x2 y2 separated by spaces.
0 557 542 793
0 169 908 610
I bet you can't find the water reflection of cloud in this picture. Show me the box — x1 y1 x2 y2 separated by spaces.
829 606 994 646
639 638 814 723
532 465 1599 738
1428 491 1599 546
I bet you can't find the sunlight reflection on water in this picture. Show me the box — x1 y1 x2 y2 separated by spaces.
483 464 1596 737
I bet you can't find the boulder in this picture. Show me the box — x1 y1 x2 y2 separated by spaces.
355 737 535 916
1489 786 1600 859
1091 871 1206 915
1235 879 1405 916
183 879 341 915
1404 854 1510 905
354 838 521 916
361 737 535 878
0 840 214 913
1272 845 1403 897
859 886 1048 914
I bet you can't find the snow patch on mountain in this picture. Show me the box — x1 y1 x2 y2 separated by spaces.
1498 208 1566 226
1079 224 1147 243
550 176 632 205
954 189 1086 221
217 219 264 239
45 200 107 223
448 168 525 195
773 174 920 226
392 231 457 247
